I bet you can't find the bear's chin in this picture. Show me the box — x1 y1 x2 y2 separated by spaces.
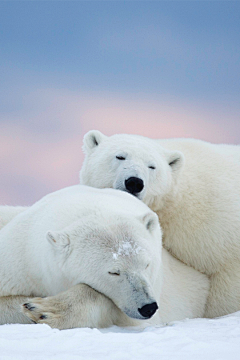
116 187 143 200
123 309 156 321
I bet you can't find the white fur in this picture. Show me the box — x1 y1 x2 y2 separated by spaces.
0 185 208 329
0 205 27 230
80 131 240 318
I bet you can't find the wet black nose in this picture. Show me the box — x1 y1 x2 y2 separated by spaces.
138 302 158 318
125 177 144 194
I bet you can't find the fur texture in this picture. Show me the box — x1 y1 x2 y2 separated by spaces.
0 185 209 329
80 131 240 317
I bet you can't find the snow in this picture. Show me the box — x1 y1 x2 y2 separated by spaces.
1 312 240 360
112 240 143 259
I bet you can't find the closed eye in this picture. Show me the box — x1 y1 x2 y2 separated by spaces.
116 156 126 160
148 166 156 170
108 271 120 276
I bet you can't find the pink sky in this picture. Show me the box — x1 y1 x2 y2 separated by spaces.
1 88 239 205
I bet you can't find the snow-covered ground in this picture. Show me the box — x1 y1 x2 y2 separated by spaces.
1 312 240 360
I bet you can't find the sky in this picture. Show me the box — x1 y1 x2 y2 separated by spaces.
0 1 240 205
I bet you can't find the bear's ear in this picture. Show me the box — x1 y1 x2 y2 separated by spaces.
83 130 107 154
166 150 184 172
141 212 159 233
46 230 70 250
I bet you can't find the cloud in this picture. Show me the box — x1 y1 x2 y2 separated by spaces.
0 87 239 205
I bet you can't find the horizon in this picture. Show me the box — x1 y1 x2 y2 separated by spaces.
0 1 239 205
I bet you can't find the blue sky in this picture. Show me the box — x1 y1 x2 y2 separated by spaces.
1 1 240 101
0 1 240 205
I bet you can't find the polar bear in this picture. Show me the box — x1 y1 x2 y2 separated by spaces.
0 185 208 329
80 130 240 318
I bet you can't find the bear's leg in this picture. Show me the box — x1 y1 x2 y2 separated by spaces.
22 284 134 330
205 264 240 318
0 295 34 324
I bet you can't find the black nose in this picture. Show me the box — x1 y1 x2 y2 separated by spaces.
125 177 144 194
138 302 158 318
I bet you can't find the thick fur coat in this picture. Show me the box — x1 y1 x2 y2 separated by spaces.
80 131 240 317
0 186 208 329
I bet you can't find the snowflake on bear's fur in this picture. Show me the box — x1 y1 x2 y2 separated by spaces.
112 240 143 259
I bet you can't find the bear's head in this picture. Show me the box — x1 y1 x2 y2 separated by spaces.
46 208 162 321
80 130 184 210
